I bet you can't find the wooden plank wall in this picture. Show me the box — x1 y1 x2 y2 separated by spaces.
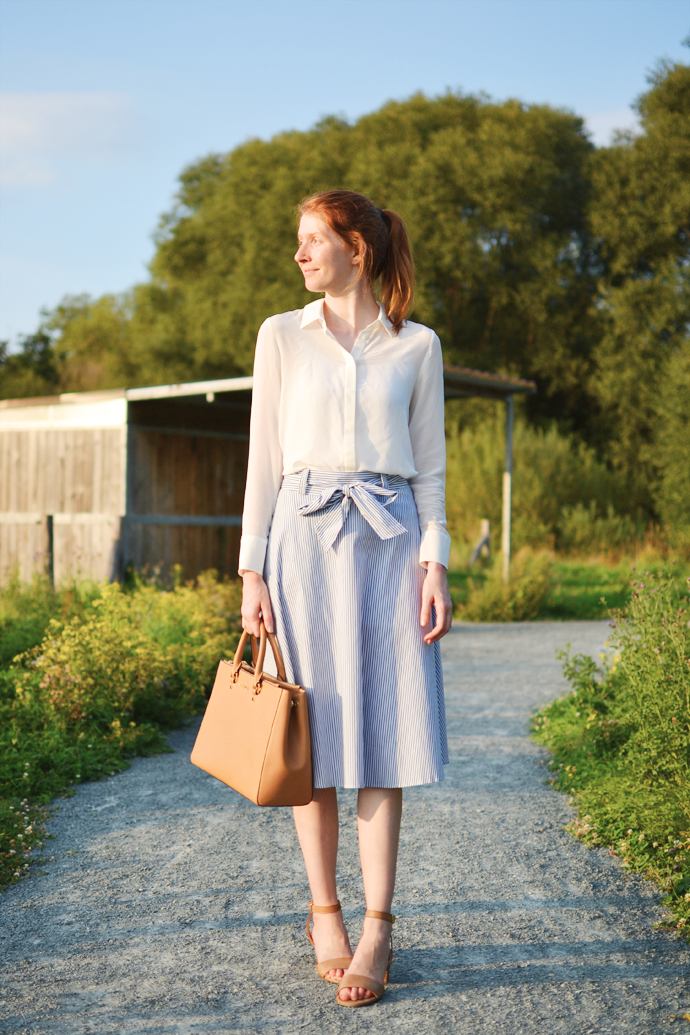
0 427 126 583
126 428 248 580
126 524 242 581
129 428 247 517
0 516 49 584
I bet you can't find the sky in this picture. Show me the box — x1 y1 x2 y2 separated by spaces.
0 0 688 342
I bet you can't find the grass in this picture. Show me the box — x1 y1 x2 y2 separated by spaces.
448 556 679 621
532 566 690 938
0 570 242 889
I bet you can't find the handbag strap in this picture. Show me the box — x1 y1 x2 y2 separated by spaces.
231 622 288 684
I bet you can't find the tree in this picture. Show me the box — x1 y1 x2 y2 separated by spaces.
135 94 597 429
0 331 59 399
586 61 690 508
653 341 690 535
46 293 139 391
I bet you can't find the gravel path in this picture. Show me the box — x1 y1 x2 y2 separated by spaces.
1 621 688 1034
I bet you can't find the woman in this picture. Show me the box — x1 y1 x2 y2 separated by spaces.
239 189 452 1007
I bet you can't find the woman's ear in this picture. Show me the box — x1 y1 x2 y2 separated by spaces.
351 233 366 268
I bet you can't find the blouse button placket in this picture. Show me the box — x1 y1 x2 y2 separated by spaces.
343 347 359 470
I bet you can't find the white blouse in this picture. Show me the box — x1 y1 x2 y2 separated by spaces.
238 299 452 575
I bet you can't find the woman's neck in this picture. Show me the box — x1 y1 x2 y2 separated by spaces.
323 285 380 353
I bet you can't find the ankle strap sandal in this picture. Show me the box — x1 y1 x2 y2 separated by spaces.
337 910 395 1007
305 901 353 983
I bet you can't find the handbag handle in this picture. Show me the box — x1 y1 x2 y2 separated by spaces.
231 622 288 685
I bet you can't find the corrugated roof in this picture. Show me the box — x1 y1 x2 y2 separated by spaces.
1 366 536 412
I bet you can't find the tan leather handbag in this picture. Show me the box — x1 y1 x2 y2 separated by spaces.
190 623 312 806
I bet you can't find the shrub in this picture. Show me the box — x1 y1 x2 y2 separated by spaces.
533 566 690 937
457 549 552 622
0 572 242 887
445 407 643 560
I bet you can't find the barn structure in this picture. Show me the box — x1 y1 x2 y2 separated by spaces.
0 367 535 584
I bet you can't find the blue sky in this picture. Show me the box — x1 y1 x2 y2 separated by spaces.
1 0 688 341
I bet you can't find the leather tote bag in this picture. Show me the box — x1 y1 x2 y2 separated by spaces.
190 622 312 806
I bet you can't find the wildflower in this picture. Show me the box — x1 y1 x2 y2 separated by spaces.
627 829 633 835
22 774 29 779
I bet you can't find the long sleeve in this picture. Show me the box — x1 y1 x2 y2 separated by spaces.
238 319 283 575
408 331 452 569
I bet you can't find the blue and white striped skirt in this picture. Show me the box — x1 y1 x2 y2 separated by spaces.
263 469 449 790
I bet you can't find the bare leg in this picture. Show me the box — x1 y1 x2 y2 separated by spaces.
338 787 403 1002
292 787 352 981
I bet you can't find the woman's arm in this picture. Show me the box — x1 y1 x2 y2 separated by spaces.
238 318 283 636
407 331 452 571
409 331 453 641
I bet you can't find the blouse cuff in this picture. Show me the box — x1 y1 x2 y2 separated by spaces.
419 527 451 570
238 535 268 576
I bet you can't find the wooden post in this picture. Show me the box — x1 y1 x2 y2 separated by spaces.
469 519 491 566
502 395 514 584
46 514 55 587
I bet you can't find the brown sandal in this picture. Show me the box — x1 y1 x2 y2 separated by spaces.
337 910 395 1007
305 901 353 983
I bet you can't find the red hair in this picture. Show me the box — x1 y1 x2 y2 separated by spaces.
298 189 415 334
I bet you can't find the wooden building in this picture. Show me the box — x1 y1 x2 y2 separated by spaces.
0 367 534 584
0 378 252 583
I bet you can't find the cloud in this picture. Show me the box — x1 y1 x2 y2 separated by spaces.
0 92 141 186
584 107 641 147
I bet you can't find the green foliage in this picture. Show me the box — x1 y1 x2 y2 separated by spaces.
453 549 552 622
0 798 48 889
653 342 690 536
0 332 59 400
538 560 632 620
0 294 137 399
0 575 100 669
0 573 242 889
445 405 641 558
533 567 690 936
44 293 138 392
587 61 690 501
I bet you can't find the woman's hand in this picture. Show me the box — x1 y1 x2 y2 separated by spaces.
420 561 452 644
240 571 274 637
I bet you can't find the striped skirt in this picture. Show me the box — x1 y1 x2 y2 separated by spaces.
262 469 448 790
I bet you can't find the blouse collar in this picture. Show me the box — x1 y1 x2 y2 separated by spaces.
300 298 394 337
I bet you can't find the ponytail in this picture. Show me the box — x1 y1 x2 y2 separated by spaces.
378 210 415 334
298 190 415 334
